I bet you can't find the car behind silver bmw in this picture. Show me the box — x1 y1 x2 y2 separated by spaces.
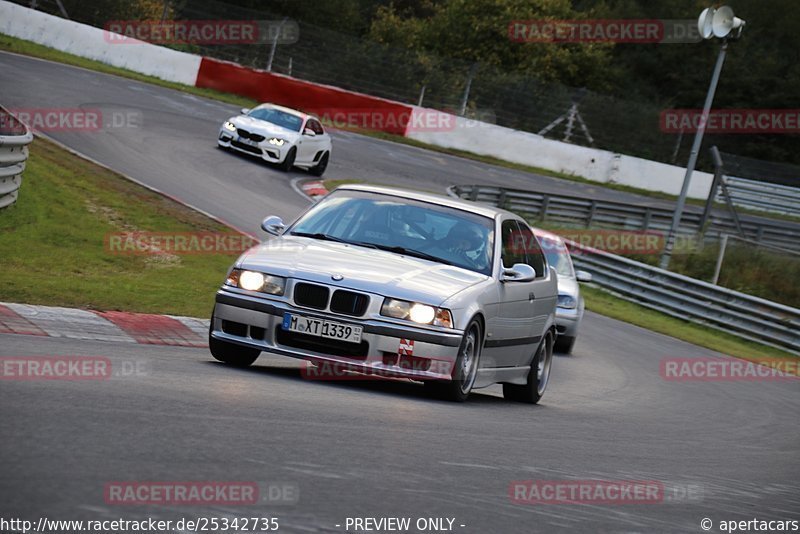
210 185 558 402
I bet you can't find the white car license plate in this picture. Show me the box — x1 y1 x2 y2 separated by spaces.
237 136 256 146
282 313 363 344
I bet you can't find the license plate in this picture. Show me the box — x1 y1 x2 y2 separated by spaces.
282 313 363 344
237 136 256 146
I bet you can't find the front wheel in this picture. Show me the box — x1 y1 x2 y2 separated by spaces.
425 319 482 402
554 335 575 354
310 152 329 176
279 147 296 172
209 336 260 367
503 332 553 404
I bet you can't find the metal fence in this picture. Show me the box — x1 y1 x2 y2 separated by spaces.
0 106 33 210
569 241 800 354
715 176 800 218
450 185 800 253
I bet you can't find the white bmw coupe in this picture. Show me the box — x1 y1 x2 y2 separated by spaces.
218 103 332 176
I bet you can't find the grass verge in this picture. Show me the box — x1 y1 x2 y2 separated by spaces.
0 137 239 317
581 286 796 365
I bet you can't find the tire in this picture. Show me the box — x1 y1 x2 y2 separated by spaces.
209 335 260 367
503 332 554 404
554 335 575 354
279 147 296 172
310 152 329 176
425 319 482 402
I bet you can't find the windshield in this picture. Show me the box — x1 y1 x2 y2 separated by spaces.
289 190 495 275
247 107 304 132
538 235 574 277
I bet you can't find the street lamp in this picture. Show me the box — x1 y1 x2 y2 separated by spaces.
658 6 745 270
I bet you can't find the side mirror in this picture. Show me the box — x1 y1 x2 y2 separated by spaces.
501 263 536 283
303 127 316 137
240 108 249 115
575 270 593 283
261 215 286 236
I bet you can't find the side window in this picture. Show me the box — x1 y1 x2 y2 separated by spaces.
308 119 324 135
517 222 547 278
501 220 525 268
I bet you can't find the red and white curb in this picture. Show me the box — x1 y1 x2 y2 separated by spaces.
0 302 209 348
300 180 329 200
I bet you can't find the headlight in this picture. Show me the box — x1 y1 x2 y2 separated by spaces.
223 121 236 132
381 298 453 328
225 269 285 295
557 294 577 309
268 138 286 146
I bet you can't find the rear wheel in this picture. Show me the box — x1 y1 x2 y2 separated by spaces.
310 152 329 176
279 147 296 172
425 319 481 402
554 335 575 354
503 332 554 404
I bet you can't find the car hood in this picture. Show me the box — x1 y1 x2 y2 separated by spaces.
229 115 300 140
238 236 489 305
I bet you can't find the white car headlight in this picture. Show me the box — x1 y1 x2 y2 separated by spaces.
381 298 453 328
225 268 285 295
223 121 236 132
268 138 286 146
557 294 577 309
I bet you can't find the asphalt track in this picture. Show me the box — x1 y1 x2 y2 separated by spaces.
1 51 799 533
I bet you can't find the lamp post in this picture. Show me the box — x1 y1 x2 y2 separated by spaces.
659 6 745 270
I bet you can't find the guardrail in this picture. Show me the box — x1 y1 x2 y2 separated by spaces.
568 243 800 354
0 106 34 209
450 184 800 253
450 184 800 353
716 176 800 218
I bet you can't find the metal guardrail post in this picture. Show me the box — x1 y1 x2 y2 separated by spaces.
0 107 34 210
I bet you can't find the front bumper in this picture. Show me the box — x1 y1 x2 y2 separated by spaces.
217 129 285 162
211 289 464 381
555 306 582 337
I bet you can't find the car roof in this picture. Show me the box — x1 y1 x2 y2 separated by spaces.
333 184 520 220
254 103 309 121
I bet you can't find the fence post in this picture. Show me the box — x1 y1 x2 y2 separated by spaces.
711 234 728 285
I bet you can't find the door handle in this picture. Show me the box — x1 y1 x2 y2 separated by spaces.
528 292 536 301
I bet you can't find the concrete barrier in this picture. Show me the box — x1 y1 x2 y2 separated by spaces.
0 1 201 85
405 107 714 199
195 57 414 135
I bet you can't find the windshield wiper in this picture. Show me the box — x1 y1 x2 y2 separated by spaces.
291 232 348 244
366 244 453 266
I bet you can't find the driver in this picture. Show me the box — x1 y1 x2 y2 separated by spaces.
442 224 488 269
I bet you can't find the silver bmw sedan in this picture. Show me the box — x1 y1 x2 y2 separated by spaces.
210 185 558 402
